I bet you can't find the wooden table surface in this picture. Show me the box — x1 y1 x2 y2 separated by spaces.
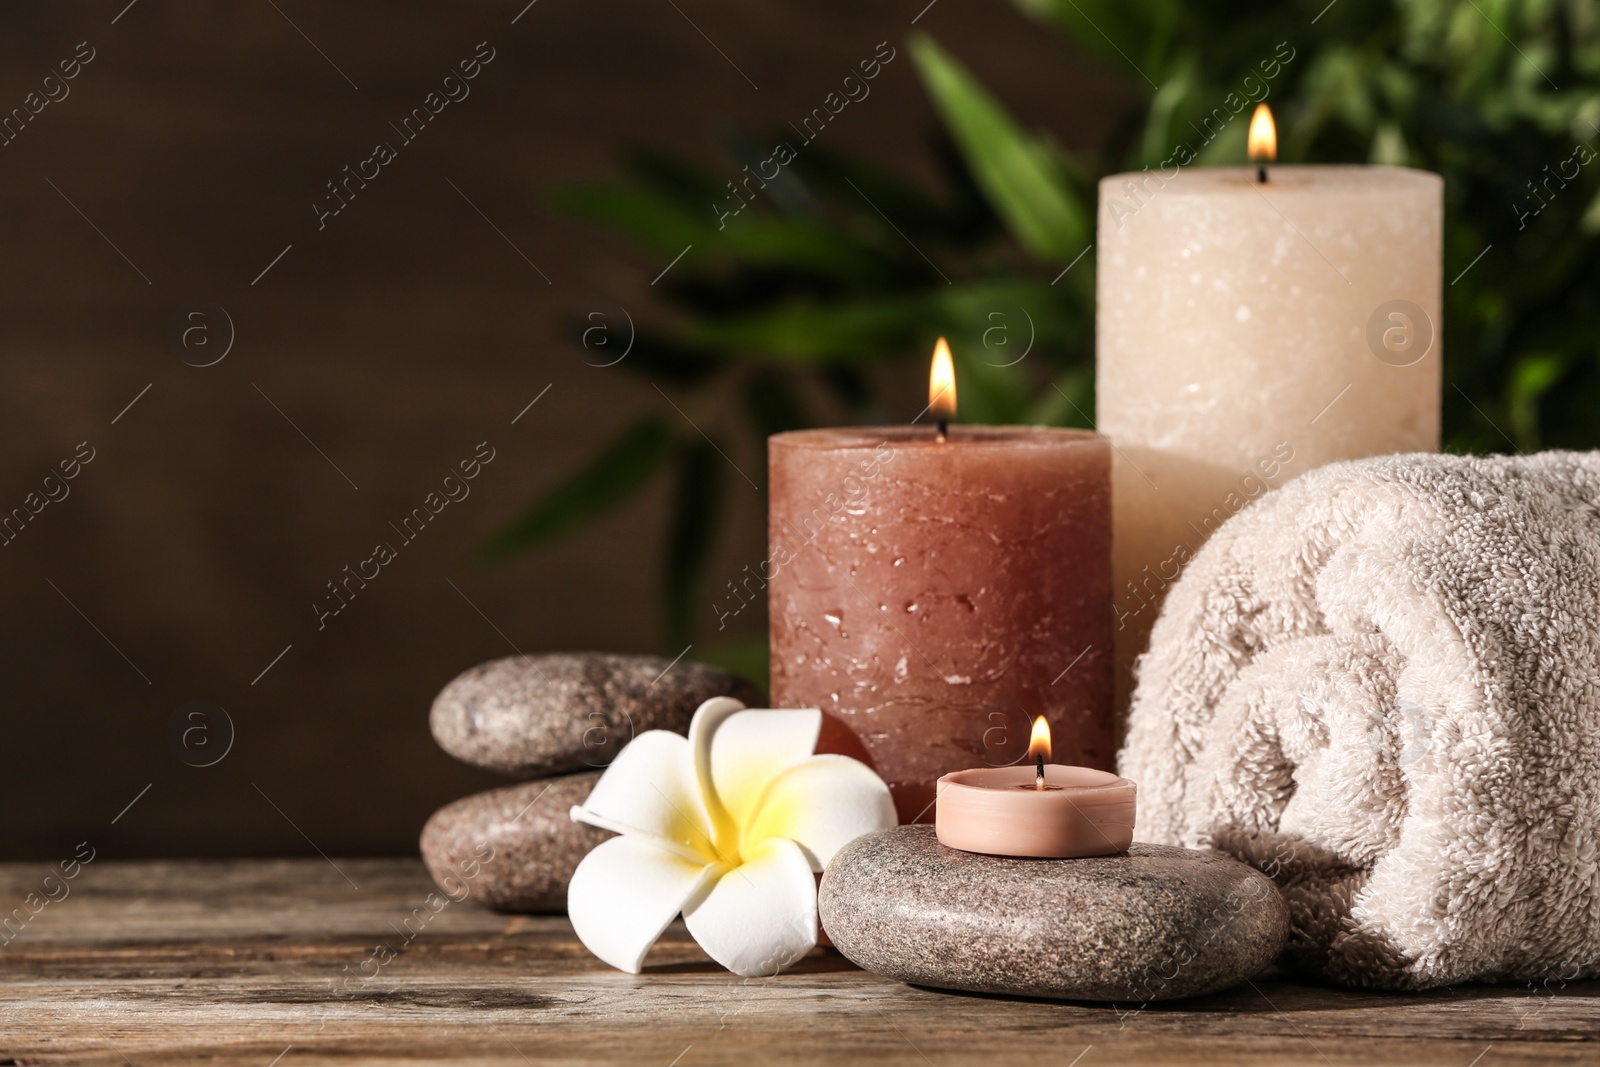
1 859 1597 1065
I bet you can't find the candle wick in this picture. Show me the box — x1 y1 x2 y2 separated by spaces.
1035 753 1045 791
1257 164 1268 184
936 418 948 442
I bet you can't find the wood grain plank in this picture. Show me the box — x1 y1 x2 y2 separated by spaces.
1 861 1596 1065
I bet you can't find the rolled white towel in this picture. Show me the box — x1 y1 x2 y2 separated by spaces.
1120 451 1600 989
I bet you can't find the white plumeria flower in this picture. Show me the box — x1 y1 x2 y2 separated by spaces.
567 696 896 976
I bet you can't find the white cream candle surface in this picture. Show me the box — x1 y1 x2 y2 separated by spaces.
1096 163 1442 711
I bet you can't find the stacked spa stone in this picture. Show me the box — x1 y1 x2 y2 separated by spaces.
421 653 761 911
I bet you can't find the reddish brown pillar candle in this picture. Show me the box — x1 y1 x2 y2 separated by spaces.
768 425 1113 824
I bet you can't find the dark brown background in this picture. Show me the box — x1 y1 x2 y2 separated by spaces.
0 0 1120 859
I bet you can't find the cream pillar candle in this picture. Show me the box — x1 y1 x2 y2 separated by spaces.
1096 161 1442 712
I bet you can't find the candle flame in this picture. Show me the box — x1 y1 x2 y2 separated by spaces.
1027 716 1051 762
928 337 957 423
1248 103 1277 163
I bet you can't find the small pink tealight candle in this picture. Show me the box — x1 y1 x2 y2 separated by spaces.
935 717 1136 858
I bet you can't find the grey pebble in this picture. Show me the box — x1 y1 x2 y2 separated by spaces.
430 652 763 777
420 773 610 912
820 824 1288 1002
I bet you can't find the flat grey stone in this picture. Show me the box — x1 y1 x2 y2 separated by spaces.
430 653 762 777
820 825 1287 1002
420 774 610 912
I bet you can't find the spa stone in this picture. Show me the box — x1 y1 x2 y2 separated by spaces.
430 652 762 777
420 773 609 912
820 825 1287 1002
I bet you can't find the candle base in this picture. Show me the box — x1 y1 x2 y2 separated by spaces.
935 765 1136 858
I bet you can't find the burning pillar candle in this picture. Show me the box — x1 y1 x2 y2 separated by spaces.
769 340 1114 824
1096 105 1442 711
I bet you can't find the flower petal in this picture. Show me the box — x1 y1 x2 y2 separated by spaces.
567 835 721 974
686 697 749 851
709 708 823 828
570 729 715 862
681 836 817 976
743 754 897 871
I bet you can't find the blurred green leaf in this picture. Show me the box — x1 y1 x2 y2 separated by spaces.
948 340 1033 425
623 146 726 214
796 143 961 239
1507 352 1566 449
713 220 905 282
1026 367 1096 428
695 634 772 697
479 418 672 561
1583 189 1600 234
1370 120 1410 164
553 183 705 256
687 279 1080 369
1137 57 1198 167
663 438 725 648
687 295 922 362
909 33 1091 262
555 181 901 281
742 369 810 438
1008 0 1184 89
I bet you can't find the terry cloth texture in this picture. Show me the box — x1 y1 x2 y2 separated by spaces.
1120 451 1600 989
